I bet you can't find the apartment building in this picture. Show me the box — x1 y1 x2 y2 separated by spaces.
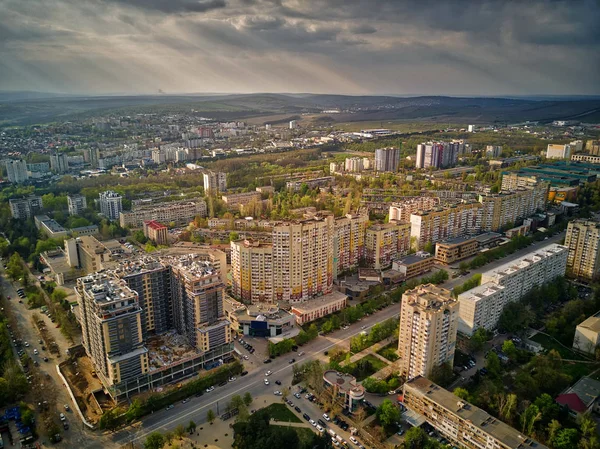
410 202 482 250
65 236 111 274
333 213 368 276
403 377 549 449
365 221 411 270
99 191 123 221
50 153 68 173
221 191 262 211
393 253 434 279
9 195 42 219
3 159 28 183
415 141 462 169
374 147 400 172
170 256 231 351
500 172 542 191
119 200 206 228
485 145 502 158
435 236 478 264
230 239 274 304
76 274 149 388
398 284 458 379
547 142 580 159
458 243 568 335
34 215 68 239
573 311 600 354
67 194 87 216
478 184 548 232
143 220 168 246
564 220 600 281
113 258 173 338
203 171 227 193
389 197 440 222
285 176 335 191
272 215 334 303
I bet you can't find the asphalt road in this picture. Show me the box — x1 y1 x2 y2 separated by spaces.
111 304 400 446
443 231 566 290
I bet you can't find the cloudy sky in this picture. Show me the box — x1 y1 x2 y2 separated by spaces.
1 0 599 96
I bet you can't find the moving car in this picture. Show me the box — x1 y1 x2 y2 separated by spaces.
264 378 270 385
265 370 272 376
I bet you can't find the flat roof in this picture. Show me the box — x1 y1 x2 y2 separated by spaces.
291 290 347 313
457 282 504 303
323 370 365 395
396 254 433 266
405 377 548 449
437 235 476 247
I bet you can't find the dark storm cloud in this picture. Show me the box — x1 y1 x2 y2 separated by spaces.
0 0 598 94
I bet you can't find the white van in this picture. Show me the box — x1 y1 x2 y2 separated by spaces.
328 429 336 438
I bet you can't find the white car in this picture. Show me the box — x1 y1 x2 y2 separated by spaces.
24 342 29 347
59 413 66 421
229 377 236 382
273 390 282 396
243 355 249 360
205 386 214 393
316 425 324 433
350 437 359 445
298 351 305 356
309 419 316 427
322 413 330 421
265 370 272 376
332 439 340 447
264 379 270 385
33 349 38 355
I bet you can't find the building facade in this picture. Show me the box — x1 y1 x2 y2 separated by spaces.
410 202 482 250
365 222 411 270
119 200 206 228
230 239 274 304
398 284 458 379
291 291 347 325
333 213 368 277
143 220 168 246
403 377 549 449
564 220 600 281
203 171 227 193
3 159 29 183
50 153 68 173
67 194 88 216
435 236 478 264
221 191 262 211
389 197 440 222
323 370 365 412
458 243 568 336
9 195 42 219
375 147 400 172
99 191 123 221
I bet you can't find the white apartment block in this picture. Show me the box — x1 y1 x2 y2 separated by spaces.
119 200 207 228
546 143 576 159
458 243 568 335
398 284 459 380
344 157 364 172
99 191 123 221
67 194 88 216
203 171 227 193
3 159 28 183
389 197 440 222
410 202 482 250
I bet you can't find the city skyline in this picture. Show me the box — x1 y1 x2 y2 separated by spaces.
1 0 599 95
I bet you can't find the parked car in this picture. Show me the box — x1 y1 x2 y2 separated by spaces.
265 370 272 376
275 380 282 385
59 413 66 421
322 413 330 421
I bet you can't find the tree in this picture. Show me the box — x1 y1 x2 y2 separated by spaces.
243 392 253 407
402 426 428 449
186 420 196 434
376 399 400 428
499 393 517 424
207 409 216 424
520 404 542 436
469 328 489 352
502 340 518 361
430 362 454 387
453 388 472 402
230 394 245 410
485 351 502 378
553 428 579 449
174 424 186 439
547 419 562 446
144 432 165 449
99 408 122 431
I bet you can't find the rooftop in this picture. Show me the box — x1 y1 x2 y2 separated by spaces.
323 370 365 396
144 220 167 230
436 235 476 247
405 377 548 449
291 290 347 314
565 376 600 410
457 283 504 303
396 253 433 266
576 311 600 333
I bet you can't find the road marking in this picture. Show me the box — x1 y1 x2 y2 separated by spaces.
116 309 400 444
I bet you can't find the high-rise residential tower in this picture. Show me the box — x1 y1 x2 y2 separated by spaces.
99 190 123 220
565 220 600 281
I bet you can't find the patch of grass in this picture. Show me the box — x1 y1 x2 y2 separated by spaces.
560 362 599 382
294 427 317 444
376 342 399 362
262 403 302 423
529 333 586 361
342 354 389 381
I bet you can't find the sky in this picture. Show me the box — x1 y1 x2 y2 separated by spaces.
0 0 599 96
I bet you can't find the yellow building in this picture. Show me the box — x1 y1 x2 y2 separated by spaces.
230 239 274 303
434 236 478 264
334 213 368 276
565 219 600 281
398 284 458 379
365 221 411 270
